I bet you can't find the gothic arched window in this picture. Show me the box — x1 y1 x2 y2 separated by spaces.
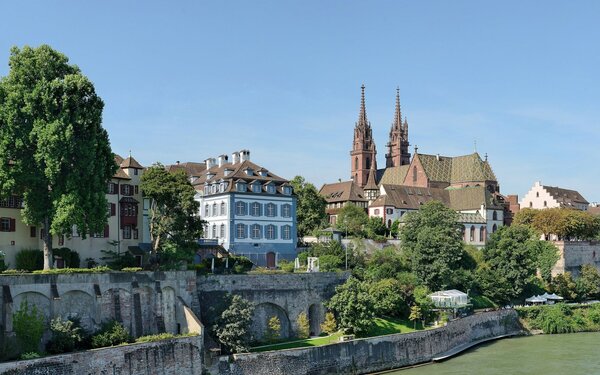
366 157 371 170
470 226 475 242
480 226 486 241
412 166 418 183
355 157 358 170
493 211 498 220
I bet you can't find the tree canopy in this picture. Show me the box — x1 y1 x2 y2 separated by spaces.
335 203 368 236
0 45 116 269
399 201 464 290
141 164 204 263
290 176 327 239
514 208 600 241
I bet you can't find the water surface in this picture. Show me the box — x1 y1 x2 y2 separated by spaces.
382 333 600 375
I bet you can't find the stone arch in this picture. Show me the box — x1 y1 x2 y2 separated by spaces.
139 286 156 335
12 291 51 325
252 302 291 341
57 290 96 331
308 303 323 336
161 287 177 333
100 288 132 332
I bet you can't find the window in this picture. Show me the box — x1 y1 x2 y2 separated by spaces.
236 202 247 215
58 235 64 246
212 203 217 216
536 192 540 198
107 183 116 194
251 224 261 239
205 204 210 217
470 226 475 242
134 185 139 194
237 182 246 192
355 157 358 170
266 203 277 217
30 226 37 238
492 211 498 220
122 184 133 196
212 224 217 238
543 201 547 208
386 208 393 215
480 226 486 242
220 202 226 215
267 185 275 194
283 186 292 195
220 224 225 238
282 225 291 240
412 166 418 183
123 225 132 239
266 225 276 240
120 203 137 216
251 202 262 216
366 157 371 170
492 224 498 233
134 168 138 176
133 228 138 239
374 209 380 215
282 204 291 218
529 202 533 208
0 217 13 232
252 183 261 193
236 224 246 239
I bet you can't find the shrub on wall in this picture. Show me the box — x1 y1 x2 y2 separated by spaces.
15 249 44 271
91 320 131 348
13 300 45 354
46 317 88 354
53 247 81 268
296 312 310 339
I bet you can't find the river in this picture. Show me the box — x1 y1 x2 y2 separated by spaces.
382 333 600 375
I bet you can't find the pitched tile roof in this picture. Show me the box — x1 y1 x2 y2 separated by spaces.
319 180 367 203
543 186 589 206
458 212 487 224
120 156 143 169
112 155 131 180
446 186 502 210
166 162 207 177
417 152 497 184
379 165 410 185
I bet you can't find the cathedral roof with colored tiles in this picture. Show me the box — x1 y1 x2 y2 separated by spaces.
417 152 497 184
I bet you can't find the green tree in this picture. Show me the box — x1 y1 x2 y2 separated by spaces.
141 164 204 258
577 264 600 300
266 316 281 343
320 312 337 335
483 225 539 301
0 45 117 269
512 208 540 227
13 300 45 354
531 240 560 283
319 254 343 272
413 285 435 325
46 317 86 354
336 204 368 237
409 305 422 330
365 217 387 239
296 312 310 339
290 176 327 239
390 219 401 238
326 277 374 335
399 201 463 290
364 246 409 281
550 273 578 301
367 278 407 317
214 294 255 353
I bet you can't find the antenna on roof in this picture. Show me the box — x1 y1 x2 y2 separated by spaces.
485 153 488 162
128 149 132 158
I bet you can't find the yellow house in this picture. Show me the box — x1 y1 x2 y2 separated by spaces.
0 154 146 268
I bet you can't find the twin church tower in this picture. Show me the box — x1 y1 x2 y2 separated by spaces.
351 85 411 188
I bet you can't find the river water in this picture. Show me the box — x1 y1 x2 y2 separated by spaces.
383 333 600 375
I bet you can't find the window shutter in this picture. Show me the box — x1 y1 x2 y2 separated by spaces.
134 185 139 194
111 203 116 216
104 225 110 238
9 218 15 232
120 184 125 195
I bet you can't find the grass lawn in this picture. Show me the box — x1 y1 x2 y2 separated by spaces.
250 331 344 352
251 316 425 352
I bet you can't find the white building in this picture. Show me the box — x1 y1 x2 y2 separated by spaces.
520 181 589 211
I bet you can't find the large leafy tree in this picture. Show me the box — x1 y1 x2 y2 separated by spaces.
0 45 116 269
326 277 375 336
290 176 327 239
335 203 368 237
213 294 255 353
399 201 463 290
140 164 204 258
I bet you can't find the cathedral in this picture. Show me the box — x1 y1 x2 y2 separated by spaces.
320 85 512 245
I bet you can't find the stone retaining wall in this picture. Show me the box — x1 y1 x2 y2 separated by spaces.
214 310 522 375
0 335 203 375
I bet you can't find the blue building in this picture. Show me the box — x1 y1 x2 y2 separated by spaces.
190 150 297 267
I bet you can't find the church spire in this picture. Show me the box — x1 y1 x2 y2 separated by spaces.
392 87 402 131
357 84 368 128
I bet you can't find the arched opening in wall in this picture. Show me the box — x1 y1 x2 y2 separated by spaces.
387 219 392 228
252 302 291 341
366 157 371 170
308 303 323 336
470 226 475 242
493 211 498 220
480 226 486 242
354 157 358 170
161 287 177 334
266 252 276 268
58 290 96 332
13 291 51 325
492 224 498 233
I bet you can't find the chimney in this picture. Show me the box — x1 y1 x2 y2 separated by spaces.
176 161 180 165
231 152 240 165
240 150 250 163
436 154 440 161
217 154 228 167
205 158 216 169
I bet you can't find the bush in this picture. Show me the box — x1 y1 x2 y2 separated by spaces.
91 320 131 348
31 266 111 275
20 352 40 360
121 267 142 272
101 249 137 270
15 249 44 271
134 332 196 343
46 317 87 354
53 247 81 268
279 260 295 273
319 254 343 272
13 300 45 354
296 312 310 339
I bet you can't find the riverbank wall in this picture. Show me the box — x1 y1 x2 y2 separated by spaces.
213 309 522 375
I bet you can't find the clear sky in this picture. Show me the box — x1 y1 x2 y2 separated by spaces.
1 1 599 202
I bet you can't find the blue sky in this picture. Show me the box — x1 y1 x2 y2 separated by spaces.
1 1 599 202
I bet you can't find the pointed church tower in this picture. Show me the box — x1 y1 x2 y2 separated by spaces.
350 84 377 188
386 88 411 167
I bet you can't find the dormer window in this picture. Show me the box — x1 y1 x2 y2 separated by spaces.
251 182 261 193
245 168 254 176
236 182 246 192
258 169 268 177
283 186 292 195
224 169 233 177
204 186 210 195
267 185 275 194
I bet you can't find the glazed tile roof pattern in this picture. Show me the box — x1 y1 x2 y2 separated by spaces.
417 152 497 183
371 185 502 211
320 180 367 203
543 186 589 206
457 212 487 224
379 165 410 185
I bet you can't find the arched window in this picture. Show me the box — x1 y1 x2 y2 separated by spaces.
529 202 533 208
366 157 371 170
492 224 498 233
543 201 547 208
536 192 540 198
212 224 217 238
480 226 486 242
282 204 291 218
412 166 418 183
387 219 392 228
355 157 358 170
492 211 498 220
282 225 291 240
212 203 217 216
220 202 226 215
470 226 475 242
204 204 210 217
266 203 277 217
220 224 225 238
